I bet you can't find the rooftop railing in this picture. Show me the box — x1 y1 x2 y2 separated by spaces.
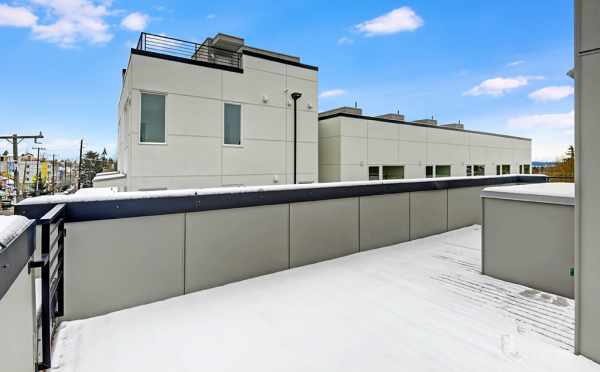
135 32 243 70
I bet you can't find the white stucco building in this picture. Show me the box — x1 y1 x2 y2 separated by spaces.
97 32 531 191
100 32 318 191
318 107 531 182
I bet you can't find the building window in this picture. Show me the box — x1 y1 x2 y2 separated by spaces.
520 164 531 174
224 103 242 145
383 166 404 180
369 166 380 180
466 165 472 176
426 165 433 178
496 165 501 175
502 164 511 175
474 165 485 176
140 93 166 143
435 165 451 178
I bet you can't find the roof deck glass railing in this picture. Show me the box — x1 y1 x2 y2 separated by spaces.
135 32 243 70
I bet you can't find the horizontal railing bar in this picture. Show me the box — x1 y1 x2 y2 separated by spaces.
141 32 238 55
39 204 66 225
50 218 64 234
50 272 61 299
49 246 63 268
49 230 62 250
135 32 243 69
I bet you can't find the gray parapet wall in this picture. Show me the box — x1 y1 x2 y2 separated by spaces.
481 183 575 298
14 175 547 320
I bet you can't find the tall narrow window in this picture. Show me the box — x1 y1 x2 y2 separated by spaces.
369 166 380 180
435 165 451 178
224 103 241 145
466 165 473 176
496 165 501 175
140 93 165 143
426 166 433 178
523 164 531 174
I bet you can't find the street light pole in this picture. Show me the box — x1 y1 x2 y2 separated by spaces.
0 132 43 201
32 146 46 195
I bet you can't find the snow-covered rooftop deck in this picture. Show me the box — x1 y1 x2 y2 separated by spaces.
49 226 598 372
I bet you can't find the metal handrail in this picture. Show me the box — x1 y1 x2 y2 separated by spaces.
35 203 66 371
135 32 242 70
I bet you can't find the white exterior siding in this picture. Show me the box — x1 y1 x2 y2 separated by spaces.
117 52 318 191
318 115 532 182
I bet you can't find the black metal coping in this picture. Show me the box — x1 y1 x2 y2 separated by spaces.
319 112 532 141
0 221 36 301
131 49 244 74
242 50 319 71
15 176 546 223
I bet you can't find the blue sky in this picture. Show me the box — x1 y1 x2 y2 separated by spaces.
0 0 574 161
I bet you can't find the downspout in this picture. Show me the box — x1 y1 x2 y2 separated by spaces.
291 92 302 184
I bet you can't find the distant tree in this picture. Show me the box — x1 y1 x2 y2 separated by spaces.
2 150 8 156
534 145 575 182
80 151 103 188
100 148 108 169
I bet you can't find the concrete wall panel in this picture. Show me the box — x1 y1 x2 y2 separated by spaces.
448 186 486 230
360 193 410 251
185 205 289 292
0 267 35 372
410 190 448 240
290 198 359 267
483 198 574 298
64 214 185 319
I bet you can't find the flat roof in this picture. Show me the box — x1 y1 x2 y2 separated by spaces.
481 182 575 206
49 225 596 371
319 111 532 141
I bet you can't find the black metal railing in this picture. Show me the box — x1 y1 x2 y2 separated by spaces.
31 203 66 371
136 32 242 70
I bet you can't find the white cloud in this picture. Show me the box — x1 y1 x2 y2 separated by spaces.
337 36 353 45
0 4 37 27
355 7 423 36
507 110 574 129
0 1 151 46
319 89 347 98
507 60 525 67
532 141 573 162
121 12 149 31
206 13 216 19
464 76 543 97
528 85 574 102
30 0 113 46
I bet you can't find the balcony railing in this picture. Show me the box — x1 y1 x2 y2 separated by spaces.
135 32 243 70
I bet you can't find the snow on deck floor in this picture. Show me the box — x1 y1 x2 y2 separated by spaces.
50 225 598 372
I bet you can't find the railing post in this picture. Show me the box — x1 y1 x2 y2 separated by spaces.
40 221 51 370
56 219 65 317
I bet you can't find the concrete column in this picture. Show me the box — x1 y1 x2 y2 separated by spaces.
575 0 600 362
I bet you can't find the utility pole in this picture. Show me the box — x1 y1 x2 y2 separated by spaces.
32 146 46 195
52 154 56 195
77 139 83 189
0 132 43 201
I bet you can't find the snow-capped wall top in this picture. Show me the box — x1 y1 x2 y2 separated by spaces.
481 182 574 206
18 175 546 206
0 215 32 248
